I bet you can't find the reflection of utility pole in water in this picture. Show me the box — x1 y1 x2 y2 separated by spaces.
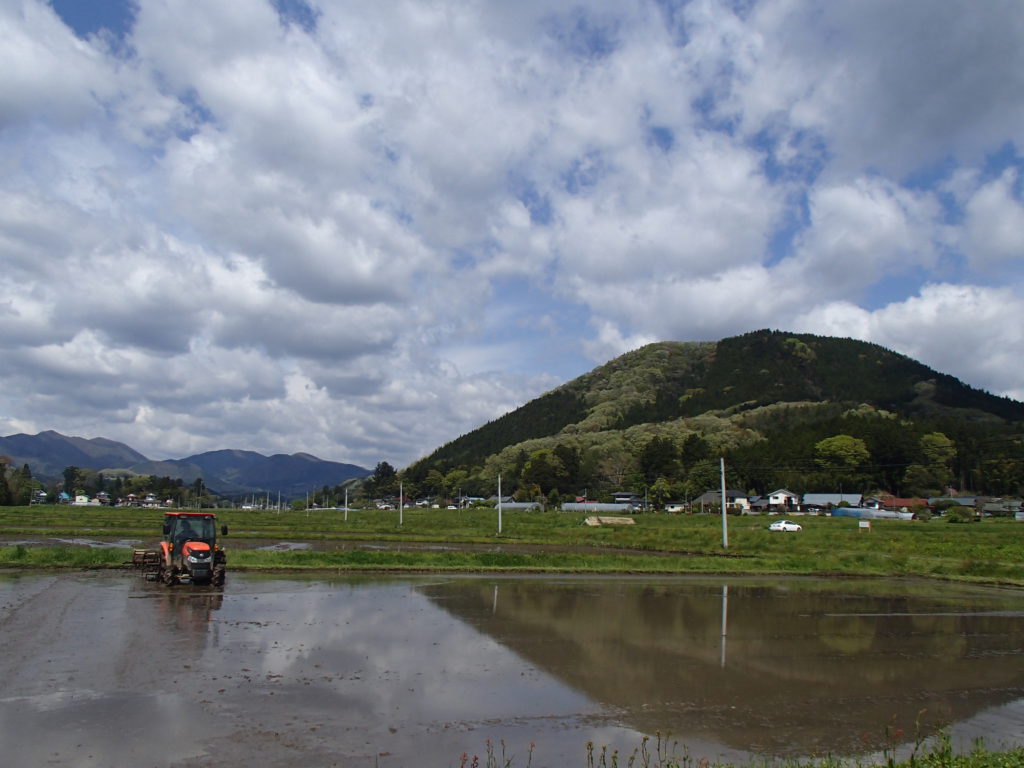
720 584 728 668
492 584 498 614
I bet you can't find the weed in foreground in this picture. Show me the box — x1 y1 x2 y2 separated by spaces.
460 738 534 768
454 731 1024 768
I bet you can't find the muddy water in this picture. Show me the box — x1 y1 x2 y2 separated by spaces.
0 573 1022 768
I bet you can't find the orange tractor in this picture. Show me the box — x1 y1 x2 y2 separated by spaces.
132 511 227 586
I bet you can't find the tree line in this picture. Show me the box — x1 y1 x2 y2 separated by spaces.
383 407 1024 509
0 458 199 506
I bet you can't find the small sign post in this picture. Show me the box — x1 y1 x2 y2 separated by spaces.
859 520 872 532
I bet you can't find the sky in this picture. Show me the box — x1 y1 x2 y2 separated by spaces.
1 0 1023 470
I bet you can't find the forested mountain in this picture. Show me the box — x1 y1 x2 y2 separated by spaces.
174 449 369 498
402 330 1024 503
0 430 148 480
0 432 369 500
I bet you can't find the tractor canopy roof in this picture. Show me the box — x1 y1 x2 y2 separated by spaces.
164 511 218 519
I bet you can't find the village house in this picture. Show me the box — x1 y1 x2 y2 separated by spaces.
864 495 929 512
690 489 750 513
801 493 862 513
765 488 799 513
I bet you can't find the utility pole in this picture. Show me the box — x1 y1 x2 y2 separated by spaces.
720 457 729 549
497 473 502 534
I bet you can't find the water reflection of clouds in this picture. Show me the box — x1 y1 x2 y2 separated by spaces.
1 690 219 766
209 580 591 724
417 577 1024 759
10 573 1021 766
1 574 616 767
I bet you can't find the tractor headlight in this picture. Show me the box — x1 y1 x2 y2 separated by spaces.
187 552 210 563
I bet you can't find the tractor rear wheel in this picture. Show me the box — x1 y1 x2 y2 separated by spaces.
159 563 179 586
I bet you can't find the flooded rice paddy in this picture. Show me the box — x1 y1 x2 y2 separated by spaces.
0 571 1022 767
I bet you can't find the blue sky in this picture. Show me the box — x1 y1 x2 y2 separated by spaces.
1 0 1023 468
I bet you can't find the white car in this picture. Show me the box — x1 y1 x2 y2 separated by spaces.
769 519 802 532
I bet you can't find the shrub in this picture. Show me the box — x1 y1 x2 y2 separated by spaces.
944 506 977 523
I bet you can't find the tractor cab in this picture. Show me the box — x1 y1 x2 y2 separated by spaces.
164 512 222 548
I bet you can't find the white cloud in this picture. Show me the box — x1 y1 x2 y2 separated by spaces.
0 0 115 128
961 169 1024 273
1 0 1023 471
797 284 1024 401
553 131 781 287
781 176 947 299
583 320 657 363
707 0 1024 176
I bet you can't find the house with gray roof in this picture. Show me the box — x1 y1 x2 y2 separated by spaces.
802 493 862 512
691 490 749 512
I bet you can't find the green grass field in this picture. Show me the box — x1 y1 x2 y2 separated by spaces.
1 505 1023 584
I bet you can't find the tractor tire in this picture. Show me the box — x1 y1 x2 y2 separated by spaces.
212 566 226 587
159 564 179 587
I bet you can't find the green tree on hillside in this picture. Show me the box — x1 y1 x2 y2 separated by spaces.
512 449 529 480
8 464 38 506
815 434 870 490
520 449 567 494
921 432 955 466
0 459 12 505
904 432 956 495
815 434 870 470
598 449 636 487
648 476 675 508
62 465 81 494
514 482 541 503
684 458 721 500
444 468 469 500
640 436 677 483
679 433 711 468
365 461 398 498
424 469 446 497
553 443 582 487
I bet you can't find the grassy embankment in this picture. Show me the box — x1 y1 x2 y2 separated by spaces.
1 504 1023 584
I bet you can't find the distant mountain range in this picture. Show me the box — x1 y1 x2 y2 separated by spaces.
0 431 370 499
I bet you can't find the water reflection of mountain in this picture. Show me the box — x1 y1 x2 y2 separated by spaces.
420 578 1024 757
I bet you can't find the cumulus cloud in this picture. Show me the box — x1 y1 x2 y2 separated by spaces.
779 176 947 300
0 0 115 128
0 0 1022 469
704 0 1024 175
797 284 1024 402
960 169 1024 274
